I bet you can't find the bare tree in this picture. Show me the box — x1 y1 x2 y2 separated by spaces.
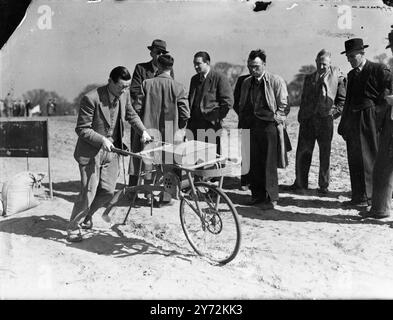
287 65 317 106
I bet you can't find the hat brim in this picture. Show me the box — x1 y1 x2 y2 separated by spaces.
340 44 369 54
147 46 168 53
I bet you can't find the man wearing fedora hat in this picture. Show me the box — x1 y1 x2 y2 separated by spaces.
128 39 174 189
338 38 392 207
359 27 393 219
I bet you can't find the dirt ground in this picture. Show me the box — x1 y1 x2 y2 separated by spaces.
1 109 393 300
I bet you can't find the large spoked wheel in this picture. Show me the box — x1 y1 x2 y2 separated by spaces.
180 181 241 264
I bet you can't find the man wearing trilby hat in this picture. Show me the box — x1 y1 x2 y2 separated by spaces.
359 27 393 219
338 38 392 208
128 39 174 192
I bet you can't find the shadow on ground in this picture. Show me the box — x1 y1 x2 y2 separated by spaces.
0 214 194 261
235 205 392 227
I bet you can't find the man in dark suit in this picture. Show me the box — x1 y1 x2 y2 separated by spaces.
359 27 393 219
67 66 151 242
188 51 233 154
234 62 252 191
238 49 289 209
128 39 174 187
338 38 392 207
285 49 346 194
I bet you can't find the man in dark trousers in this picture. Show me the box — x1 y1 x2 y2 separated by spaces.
338 38 392 207
238 49 289 209
128 39 173 187
66 66 151 242
234 63 251 191
285 49 346 194
359 27 393 219
188 51 233 154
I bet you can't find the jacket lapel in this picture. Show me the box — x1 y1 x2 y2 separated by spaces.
98 86 111 126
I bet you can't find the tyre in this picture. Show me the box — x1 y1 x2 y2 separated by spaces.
179 182 241 264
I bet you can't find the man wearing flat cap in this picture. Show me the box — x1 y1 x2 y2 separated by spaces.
359 27 393 219
338 38 392 208
128 39 174 188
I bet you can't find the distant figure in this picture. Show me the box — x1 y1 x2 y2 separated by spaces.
12 99 20 116
359 27 393 219
4 93 12 117
66 66 151 242
25 99 32 117
0 100 4 117
284 49 346 194
338 38 392 207
18 99 26 116
128 39 174 187
46 98 56 116
188 51 233 154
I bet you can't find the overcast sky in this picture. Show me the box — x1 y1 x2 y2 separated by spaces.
1 0 392 102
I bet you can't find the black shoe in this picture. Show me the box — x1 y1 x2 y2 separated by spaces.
342 199 369 207
79 217 93 230
317 187 329 195
247 197 265 206
358 210 390 219
257 200 277 210
66 230 83 242
239 184 250 191
281 183 307 193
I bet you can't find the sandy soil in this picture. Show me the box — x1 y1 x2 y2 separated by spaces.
1 109 393 300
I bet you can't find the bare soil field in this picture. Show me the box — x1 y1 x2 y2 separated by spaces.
1 109 393 299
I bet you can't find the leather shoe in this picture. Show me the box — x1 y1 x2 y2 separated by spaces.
317 187 329 195
66 230 83 242
240 185 249 191
281 183 307 193
258 201 277 210
358 210 390 219
341 199 369 207
247 197 265 206
79 217 93 230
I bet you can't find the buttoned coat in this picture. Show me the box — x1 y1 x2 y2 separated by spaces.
188 69 233 123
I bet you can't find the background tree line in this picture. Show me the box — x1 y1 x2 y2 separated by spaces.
12 54 393 116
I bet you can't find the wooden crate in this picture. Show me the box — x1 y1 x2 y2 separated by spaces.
141 140 217 166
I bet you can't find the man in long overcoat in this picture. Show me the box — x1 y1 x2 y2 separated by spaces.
128 39 174 186
338 38 392 207
359 28 393 219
